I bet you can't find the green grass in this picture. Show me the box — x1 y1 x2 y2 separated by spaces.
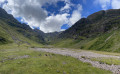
54 39 75 48
53 29 120 53
91 50 120 56
53 39 86 49
0 19 44 48
90 57 120 65
81 30 120 52
0 42 44 50
0 48 112 74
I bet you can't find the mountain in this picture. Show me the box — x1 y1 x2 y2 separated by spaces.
0 7 45 47
55 9 120 52
33 28 60 44
59 9 120 39
44 32 60 44
1 7 120 52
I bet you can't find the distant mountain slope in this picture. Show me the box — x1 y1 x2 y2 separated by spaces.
0 7 45 46
55 9 120 52
59 9 120 39
33 28 60 44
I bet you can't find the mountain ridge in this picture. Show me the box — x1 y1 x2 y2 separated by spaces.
0 7 45 47
59 9 120 39
54 9 120 52
1 7 120 52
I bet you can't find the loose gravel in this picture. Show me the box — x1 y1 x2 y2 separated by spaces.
33 48 120 74
0 55 30 63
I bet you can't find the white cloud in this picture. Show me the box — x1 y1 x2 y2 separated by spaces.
0 0 6 5
60 3 71 11
111 0 120 9
41 13 70 33
0 0 5 3
94 0 111 10
2 0 58 32
3 0 48 22
60 4 83 27
69 4 82 26
94 0 120 10
60 0 74 13
1 0 82 33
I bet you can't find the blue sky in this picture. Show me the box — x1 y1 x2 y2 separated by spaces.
0 0 120 33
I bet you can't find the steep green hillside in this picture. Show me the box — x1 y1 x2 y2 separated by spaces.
0 7 44 48
54 30 120 52
59 9 120 39
55 9 120 52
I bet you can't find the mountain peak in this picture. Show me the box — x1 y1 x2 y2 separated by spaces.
59 9 120 39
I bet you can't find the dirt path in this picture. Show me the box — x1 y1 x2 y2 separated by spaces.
33 48 120 74
0 55 30 63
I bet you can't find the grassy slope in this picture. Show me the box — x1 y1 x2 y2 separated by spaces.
0 19 44 48
0 20 13 44
55 9 120 53
0 22 112 74
85 30 120 52
0 48 112 74
54 29 120 52
90 57 120 65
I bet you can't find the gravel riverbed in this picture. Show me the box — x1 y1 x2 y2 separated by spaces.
33 48 120 74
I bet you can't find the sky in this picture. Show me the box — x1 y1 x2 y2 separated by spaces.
0 0 120 33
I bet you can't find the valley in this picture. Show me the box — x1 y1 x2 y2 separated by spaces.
1 7 120 74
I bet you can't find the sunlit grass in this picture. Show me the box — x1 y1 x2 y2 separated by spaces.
91 50 120 56
0 48 112 74
90 57 120 65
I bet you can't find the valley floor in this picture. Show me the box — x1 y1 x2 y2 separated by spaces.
33 48 120 74
0 47 113 74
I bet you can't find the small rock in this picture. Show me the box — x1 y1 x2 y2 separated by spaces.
56 70 60 73
63 71 66 74
45 54 48 56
